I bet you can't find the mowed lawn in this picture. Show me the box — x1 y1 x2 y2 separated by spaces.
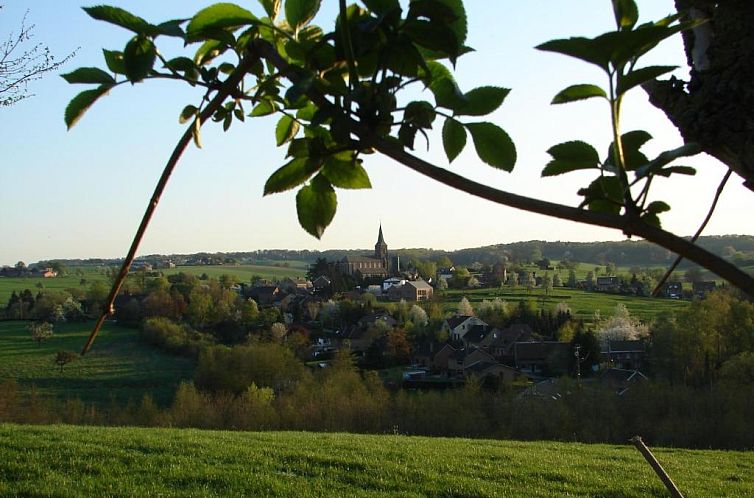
440 288 689 321
0 425 752 497
163 262 310 281
0 321 194 405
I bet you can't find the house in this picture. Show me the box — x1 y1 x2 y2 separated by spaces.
431 344 459 373
513 341 571 376
479 323 534 363
462 324 495 349
246 285 281 306
279 277 312 293
312 275 331 291
40 267 58 278
602 340 646 370
464 360 525 386
436 267 455 282
440 315 488 341
600 368 648 395
382 277 405 292
402 279 433 301
596 276 620 292
662 282 683 299
692 280 717 298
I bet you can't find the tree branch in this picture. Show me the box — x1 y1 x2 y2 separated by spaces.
253 39 754 297
80 53 259 355
651 168 732 296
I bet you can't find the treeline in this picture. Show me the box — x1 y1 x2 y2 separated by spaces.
2 357 754 449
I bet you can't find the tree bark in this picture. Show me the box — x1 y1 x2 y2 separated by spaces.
644 1 754 191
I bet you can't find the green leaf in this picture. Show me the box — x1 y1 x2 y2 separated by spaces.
258 0 282 19
542 141 600 176
578 176 623 214
321 158 372 189
123 35 156 82
155 19 187 38
64 85 112 130
275 115 300 146
285 0 322 31
61 67 115 85
250 99 278 117
457 86 510 116
264 158 320 195
404 20 460 59
617 65 677 95
612 0 639 30
82 6 151 34
442 118 466 163
179 105 198 124
362 0 400 16
103 49 126 74
194 40 225 65
635 143 701 179
425 61 465 110
186 3 257 42
552 84 607 105
536 37 610 72
166 57 197 73
610 130 652 171
646 200 671 214
404 100 436 129
466 122 516 171
296 174 337 239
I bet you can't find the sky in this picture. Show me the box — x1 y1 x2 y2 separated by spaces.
1 1 752 266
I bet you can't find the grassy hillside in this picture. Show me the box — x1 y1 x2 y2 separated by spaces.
0 321 194 405
441 288 688 321
163 262 309 281
0 425 751 497
0 271 108 306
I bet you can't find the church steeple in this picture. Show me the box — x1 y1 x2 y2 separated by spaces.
375 224 388 259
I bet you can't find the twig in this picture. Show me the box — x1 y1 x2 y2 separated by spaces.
652 168 732 296
80 53 258 355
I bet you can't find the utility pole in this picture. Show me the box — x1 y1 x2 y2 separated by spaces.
574 344 582 385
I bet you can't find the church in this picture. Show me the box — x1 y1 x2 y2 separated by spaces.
338 225 392 279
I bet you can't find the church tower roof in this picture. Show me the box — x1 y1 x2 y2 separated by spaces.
377 224 386 245
375 223 388 260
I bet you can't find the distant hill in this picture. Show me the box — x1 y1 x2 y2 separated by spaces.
23 235 754 270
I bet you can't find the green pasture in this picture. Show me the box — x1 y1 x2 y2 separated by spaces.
0 321 194 405
440 287 688 321
163 262 309 281
0 425 751 497
0 271 107 306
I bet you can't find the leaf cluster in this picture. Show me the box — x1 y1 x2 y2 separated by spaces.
63 0 516 238
537 0 703 227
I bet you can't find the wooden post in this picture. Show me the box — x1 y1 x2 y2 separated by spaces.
630 435 684 498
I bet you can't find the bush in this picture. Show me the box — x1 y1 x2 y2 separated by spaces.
140 317 213 357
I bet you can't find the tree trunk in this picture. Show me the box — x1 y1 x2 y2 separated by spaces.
644 1 754 191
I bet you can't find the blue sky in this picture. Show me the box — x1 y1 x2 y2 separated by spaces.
1 1 751 266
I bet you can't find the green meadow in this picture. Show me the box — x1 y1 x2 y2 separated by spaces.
0 425 752 497
0 321 194 405
0 271 108 306
440 287 689 321
163 262 310 281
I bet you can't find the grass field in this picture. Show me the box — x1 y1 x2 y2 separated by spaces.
0 321 194 405
440 287 689 321
163 262 310 281
0 271 108 307
0 425 751 497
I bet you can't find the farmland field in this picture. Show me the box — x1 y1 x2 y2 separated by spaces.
0 270 108 306
440 287 689 321
0 425 752 497
163 262 310 281
0 321 194 405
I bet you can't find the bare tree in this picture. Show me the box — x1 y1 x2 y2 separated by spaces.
0 6 76 106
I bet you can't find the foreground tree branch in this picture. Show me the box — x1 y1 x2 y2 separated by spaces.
255 39 754 298
81 54 258 355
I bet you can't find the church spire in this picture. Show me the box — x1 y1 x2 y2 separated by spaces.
375 223 388 259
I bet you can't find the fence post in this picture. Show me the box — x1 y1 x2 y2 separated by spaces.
630 435 684 498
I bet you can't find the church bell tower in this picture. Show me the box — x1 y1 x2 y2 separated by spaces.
375 224 388 260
